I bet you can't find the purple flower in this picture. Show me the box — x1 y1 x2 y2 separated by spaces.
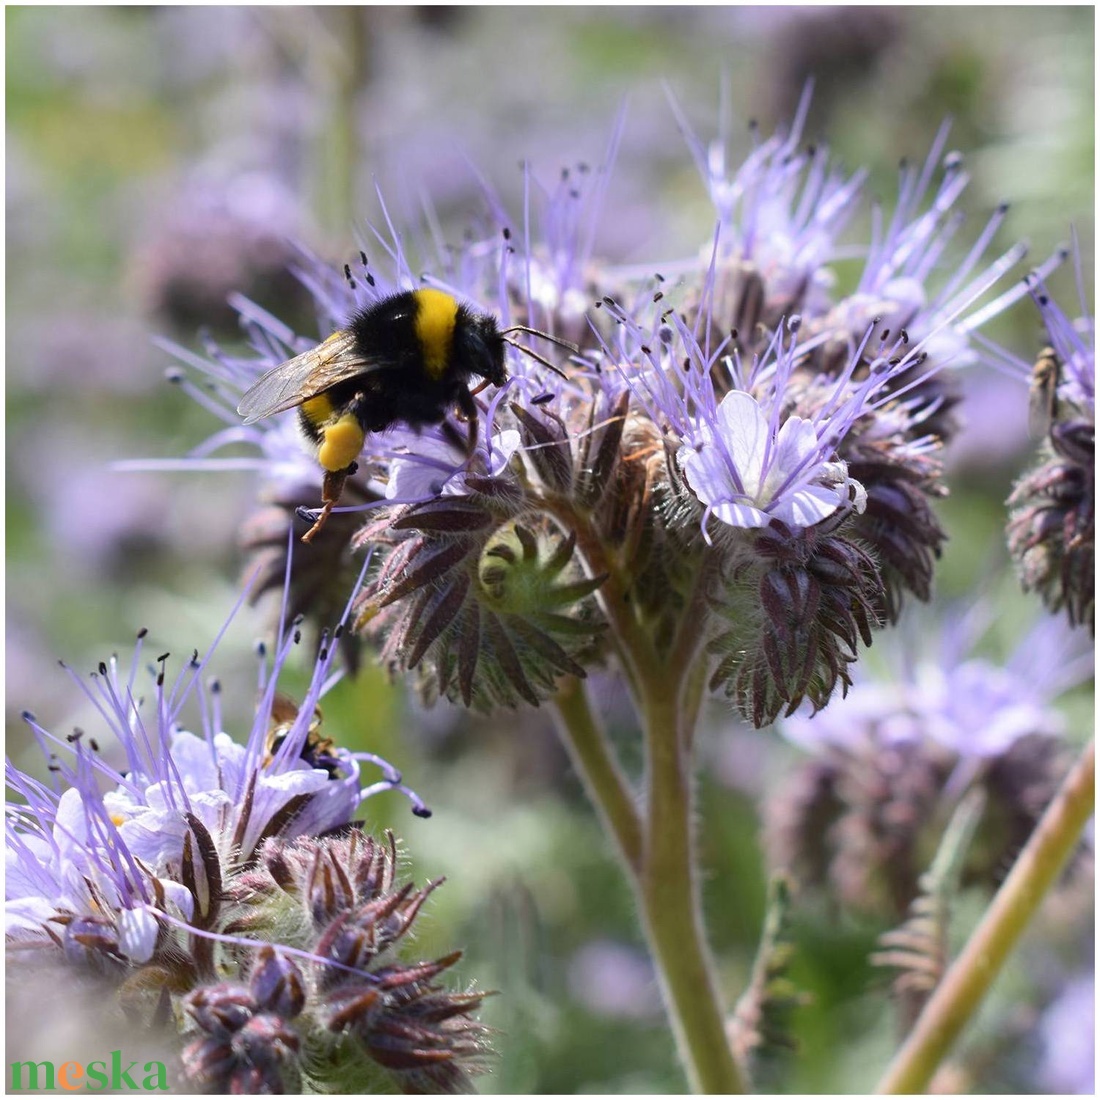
384 426 523 503
1037 971 1095 1094
6 547 495 1094
6 558 426 966
677 388 863 534
1003 239 1095 632
673 85 862 319
781 603 1088 759
676 88 1028 380
767 600 1090 916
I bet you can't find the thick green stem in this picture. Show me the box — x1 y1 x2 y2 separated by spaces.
637 675 747 1094
547 498 744 1091
552 677 643 873
876 738 1095 1094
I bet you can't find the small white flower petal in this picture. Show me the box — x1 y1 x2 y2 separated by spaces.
118 906 159 963
771 412 821 474
116 807 190 868
770 483 848 528
158 878 195 922
715 391 770 497
681 390 854 531
165 730 222 791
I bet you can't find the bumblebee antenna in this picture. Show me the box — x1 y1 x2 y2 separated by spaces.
500 327 579 379
500 325 579 353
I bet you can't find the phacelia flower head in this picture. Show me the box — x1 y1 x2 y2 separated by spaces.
182 832 489 1094
673 84 861 327
150 100 1028 729
1006 242 1095 633
674 87 1029 446
7 559 488 1093
766 601 1091 918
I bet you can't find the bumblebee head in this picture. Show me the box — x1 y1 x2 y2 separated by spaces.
455 310 508 388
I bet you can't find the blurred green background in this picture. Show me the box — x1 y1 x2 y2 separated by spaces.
6 7 1094 1093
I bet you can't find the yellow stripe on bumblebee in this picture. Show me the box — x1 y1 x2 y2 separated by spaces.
301 393 335 424
412 288 459 379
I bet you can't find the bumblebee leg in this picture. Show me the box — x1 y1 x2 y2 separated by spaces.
302 465 352 544
439 418 470 457
455 386 480 459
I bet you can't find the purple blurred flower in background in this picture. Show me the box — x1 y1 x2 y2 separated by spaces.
1003 244 1095 633
769 601 1091 918
1037 971 1095 1094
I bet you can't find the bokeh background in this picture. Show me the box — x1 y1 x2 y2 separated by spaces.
6 6 1094 1092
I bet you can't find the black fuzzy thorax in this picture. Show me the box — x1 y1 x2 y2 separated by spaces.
323 291 507 433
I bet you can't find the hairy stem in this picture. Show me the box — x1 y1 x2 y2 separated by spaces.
637 673 747 1093
546 499 743 1091
551 677 643 873
552 658 743 1090
876 737 1095 1094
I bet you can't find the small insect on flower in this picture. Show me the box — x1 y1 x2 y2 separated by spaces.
237 287 573 542
262 692 342 779
1029 345 1061 439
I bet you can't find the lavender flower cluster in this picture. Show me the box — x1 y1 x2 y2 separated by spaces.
161 99 1047 730
7 582 487 1093
771 607 1092 919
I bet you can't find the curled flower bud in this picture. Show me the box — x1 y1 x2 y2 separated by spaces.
183 984 259 1041
353 495 604 711
836 415 947 621
708 518 882 727
247 830 490 1093
250 947 307 1020
228 1014 302 1094
181 982 302 1094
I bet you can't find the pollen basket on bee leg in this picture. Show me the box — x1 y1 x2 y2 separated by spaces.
412 288 459 379
318 415 367 472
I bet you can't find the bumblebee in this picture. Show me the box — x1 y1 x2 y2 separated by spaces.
238 287 569 542
1028 345 1061 440
262 692 343 779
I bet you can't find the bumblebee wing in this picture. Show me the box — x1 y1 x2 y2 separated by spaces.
268 692 301 726
237 330 379 423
